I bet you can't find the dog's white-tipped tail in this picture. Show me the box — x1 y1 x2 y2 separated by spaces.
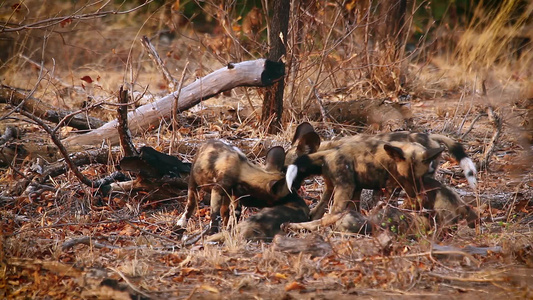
286 164 298 193
460 157 477 189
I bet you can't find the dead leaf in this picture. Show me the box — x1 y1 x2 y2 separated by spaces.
285 281 305 291
11 3 22 12
200 284 219 293
60 18 72 27
181 267 201 276
81 76 93 84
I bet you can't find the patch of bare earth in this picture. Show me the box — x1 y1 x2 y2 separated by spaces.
1 89 532 299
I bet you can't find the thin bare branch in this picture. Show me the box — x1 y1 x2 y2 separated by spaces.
17 109 96 188
140 36 178 93
1 0 155 33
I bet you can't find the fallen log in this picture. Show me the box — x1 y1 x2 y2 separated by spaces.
0 84 105 130
62 59 285 146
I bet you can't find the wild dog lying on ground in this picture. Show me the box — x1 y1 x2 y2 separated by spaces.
286 137 444 218
286 122 477 189
283 203 429 237
283 178 478 235
206 193 310 242
415 177 478 228
281 209 372 235
177 140 291 233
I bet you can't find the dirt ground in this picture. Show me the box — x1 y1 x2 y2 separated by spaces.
1 2 533 298
1 87 532 299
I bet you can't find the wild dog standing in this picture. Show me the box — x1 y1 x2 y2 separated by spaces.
177 140 291 233
286 122 477 218
286 122 477 189
286 138 444 218
416 177 478 228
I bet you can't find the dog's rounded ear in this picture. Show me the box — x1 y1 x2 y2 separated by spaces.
296 132 321 156
384 144 406 161
268 178 290 196
265 146 286 172
424 147 445 162
292 122 316 144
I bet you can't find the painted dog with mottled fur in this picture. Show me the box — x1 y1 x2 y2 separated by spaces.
286 122 477 188
177 140 291 233
286 137 445 218
286 122 477 219
416 177 478 228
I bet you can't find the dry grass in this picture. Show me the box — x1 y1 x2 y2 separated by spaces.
1 0 532 299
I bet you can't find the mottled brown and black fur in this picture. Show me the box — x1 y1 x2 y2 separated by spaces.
177 140 290 233
283 204 429 237
416 177 478 228
282 210 372 235
286 138 444 219
207 193 310 242
286 122 477 189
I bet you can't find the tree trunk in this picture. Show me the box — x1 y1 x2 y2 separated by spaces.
367 0 410 93
261 0 290 134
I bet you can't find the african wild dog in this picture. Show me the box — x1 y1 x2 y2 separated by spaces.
206 192 310 242
282 203 430 237
415 177 478 228
286 137 445 219
177 140 291 233
283 179 478 234
286 122 477 189
286 122 477 219
281 209 372 235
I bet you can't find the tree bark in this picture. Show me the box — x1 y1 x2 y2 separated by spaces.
261 0 290 134
367 0 410 92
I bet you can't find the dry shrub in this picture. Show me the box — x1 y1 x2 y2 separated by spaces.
412 0 533 96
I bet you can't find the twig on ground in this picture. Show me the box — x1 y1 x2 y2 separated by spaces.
108 267 154 299
125 221 181 245
61 236 183 252
440 283 490 294
92 172 130 189
183 225 211 246
460 112 487 140
40 148 120 181
426 272 508 282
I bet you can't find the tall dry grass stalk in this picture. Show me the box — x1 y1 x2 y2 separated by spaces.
456 0 533 73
